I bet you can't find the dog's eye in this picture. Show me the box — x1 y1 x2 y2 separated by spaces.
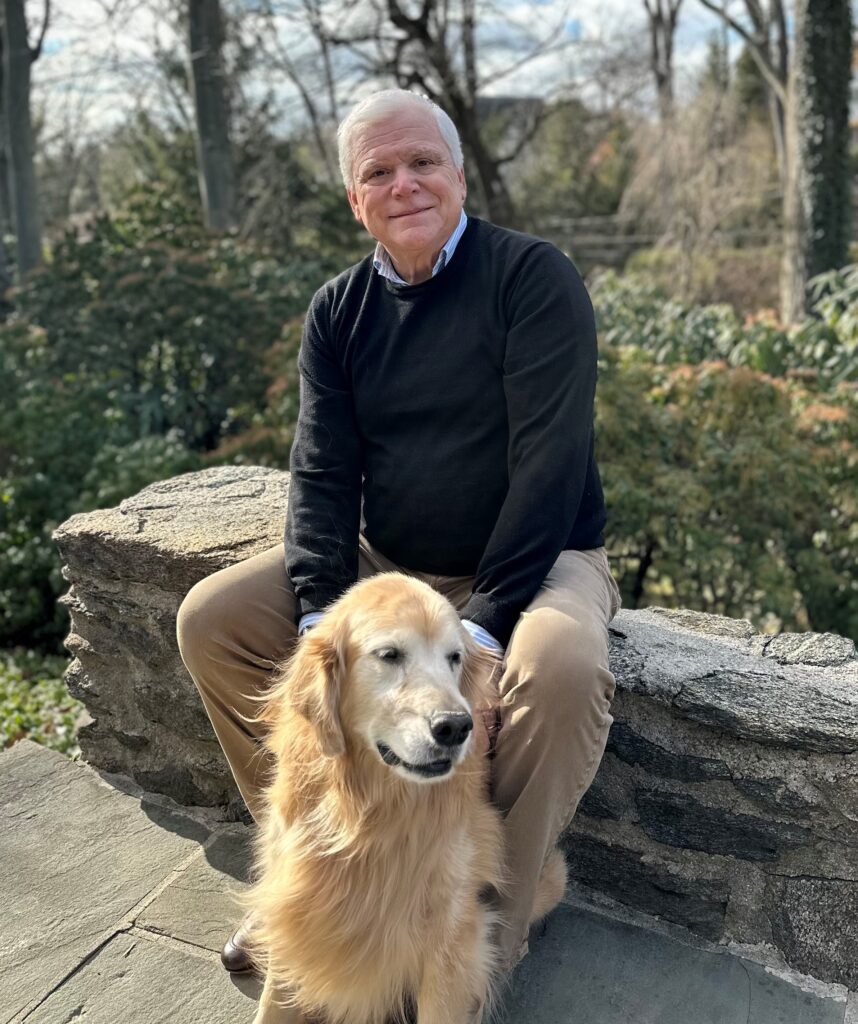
448 651 463 666
376 648 403 664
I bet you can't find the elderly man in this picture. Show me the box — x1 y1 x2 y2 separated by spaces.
177 88 620 988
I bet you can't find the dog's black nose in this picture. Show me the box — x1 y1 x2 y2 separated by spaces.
429 711 473 748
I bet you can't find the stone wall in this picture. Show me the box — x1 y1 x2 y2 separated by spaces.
53 466 290 809
564 609 858 989
54 465 858 988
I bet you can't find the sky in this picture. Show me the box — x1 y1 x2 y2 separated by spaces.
26 0 834 149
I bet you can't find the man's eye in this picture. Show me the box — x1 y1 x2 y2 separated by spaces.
377 648 403 663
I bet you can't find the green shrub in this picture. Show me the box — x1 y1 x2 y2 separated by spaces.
0 648 84 756
596 345 856 640
0 186 325 649
591 267 858 386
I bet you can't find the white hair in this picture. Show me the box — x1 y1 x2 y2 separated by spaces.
337 89 464 190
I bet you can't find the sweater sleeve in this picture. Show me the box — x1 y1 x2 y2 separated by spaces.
459 245 598 647
284 291 363 620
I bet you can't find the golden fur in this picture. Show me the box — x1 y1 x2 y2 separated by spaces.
241 573 566 1024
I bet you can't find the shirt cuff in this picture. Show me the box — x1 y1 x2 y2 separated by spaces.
462 619 505 656
298 611 325 635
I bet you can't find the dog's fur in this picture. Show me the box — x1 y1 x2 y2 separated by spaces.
241 573 566 1024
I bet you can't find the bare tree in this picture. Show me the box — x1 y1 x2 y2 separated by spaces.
188 0 237 230
695 0 852 324
247 0 339 182
314 0 575 226
2 0 47 277
642 0 683 122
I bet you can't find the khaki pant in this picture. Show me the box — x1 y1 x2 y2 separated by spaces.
176 535 621 969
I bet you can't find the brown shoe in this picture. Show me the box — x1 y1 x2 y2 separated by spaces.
221 913 259 974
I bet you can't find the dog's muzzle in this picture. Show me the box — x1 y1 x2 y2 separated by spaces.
376 709 475 779
376 741 455 777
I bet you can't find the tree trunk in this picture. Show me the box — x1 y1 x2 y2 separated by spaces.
779 0 852 322
780 63 806 324
458 110 518 227
0 29 14 236
797 0 853 280
2 0 42 276
384 0 519 228
188 0 237 231
0 53 13 314
643 0 682 123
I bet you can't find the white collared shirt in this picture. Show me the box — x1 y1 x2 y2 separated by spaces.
372 209 468 284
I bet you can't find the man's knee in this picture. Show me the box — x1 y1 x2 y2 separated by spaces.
504 606 615 714
176 574 233 679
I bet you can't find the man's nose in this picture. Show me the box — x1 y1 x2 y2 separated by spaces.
390 166 419 194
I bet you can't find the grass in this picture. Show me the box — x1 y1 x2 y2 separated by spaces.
1 647 84 758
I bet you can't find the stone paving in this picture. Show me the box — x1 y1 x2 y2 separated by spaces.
3 740 855 1024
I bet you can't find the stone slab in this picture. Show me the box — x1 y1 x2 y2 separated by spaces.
0 741 210 1022
22 930 258 1024
4 741 853 1024
506 903 847 1024
136 828 253 952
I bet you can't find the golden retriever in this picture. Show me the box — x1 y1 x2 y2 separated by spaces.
241 572 566 1024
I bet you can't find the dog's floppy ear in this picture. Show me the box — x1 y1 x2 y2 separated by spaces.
272 625 348 758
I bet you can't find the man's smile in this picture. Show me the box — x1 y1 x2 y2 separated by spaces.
390 207 434 218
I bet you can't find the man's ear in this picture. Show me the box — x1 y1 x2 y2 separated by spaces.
271 627 347 757
457 166 467 204
347 188 363 224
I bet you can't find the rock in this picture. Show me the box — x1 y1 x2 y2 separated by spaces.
53 465 858 990
559 832 730 939
53 466 290 808
768 876 858 991
633 789 813 862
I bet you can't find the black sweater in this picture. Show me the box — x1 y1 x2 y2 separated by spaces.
284 217 607 647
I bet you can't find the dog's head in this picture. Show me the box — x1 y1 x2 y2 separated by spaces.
268 573 498 784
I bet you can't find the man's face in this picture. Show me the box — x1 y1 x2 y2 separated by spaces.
347 107 467 267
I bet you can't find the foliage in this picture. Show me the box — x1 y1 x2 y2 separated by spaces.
99 112 200 217
597 349 856 640
591 267 858 386
732 44 769 124
511 100 635 224
0 648 84 756
0 185 327 649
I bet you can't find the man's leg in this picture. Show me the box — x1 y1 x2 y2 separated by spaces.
175 537 401 822
438 547 621 971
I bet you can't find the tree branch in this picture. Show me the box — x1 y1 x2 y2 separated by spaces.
31 0 50 61
695 0 786 103
495 102 548 164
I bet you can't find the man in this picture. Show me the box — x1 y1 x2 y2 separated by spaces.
177 88 621 988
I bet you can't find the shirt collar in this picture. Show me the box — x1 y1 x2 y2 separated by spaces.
373 210 468 285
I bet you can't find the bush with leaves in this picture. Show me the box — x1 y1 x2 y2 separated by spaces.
597 348 856 640
591 267 858 386
0 186 325 649
0 648 84 756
